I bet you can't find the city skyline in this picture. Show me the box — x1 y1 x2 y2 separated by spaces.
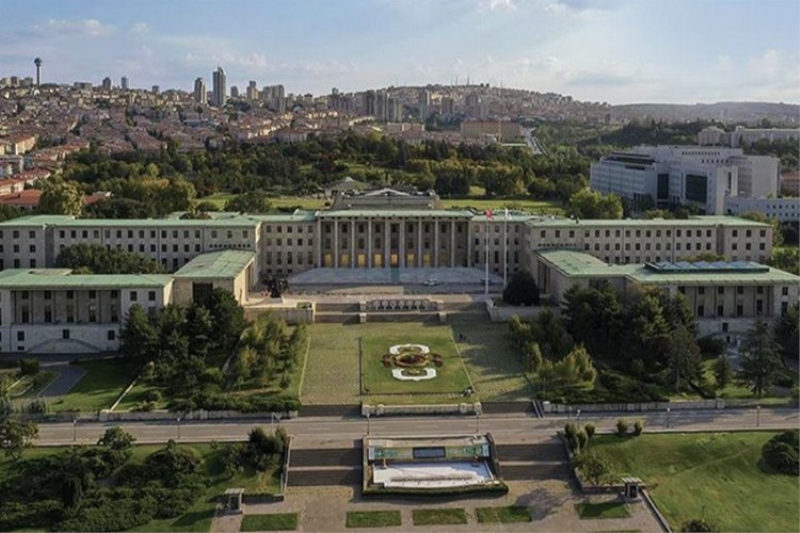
0 0 798 104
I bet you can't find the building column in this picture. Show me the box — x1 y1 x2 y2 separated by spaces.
367 219 373 268
400 220 406 268
433 219 439 268
350 219 356 269
417 219 423 267
334 219 339 268
450 220 456 267
315 219 322 267
385 218 390 268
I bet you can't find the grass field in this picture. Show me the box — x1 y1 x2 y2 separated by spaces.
476 506 531 523
587 432 800 532
200 193 326 212
361 326 471 395
302 322 531 405
412 508 468 526
49 358 136 412
9 371 57 398
574 501 632 519
240 513 299 532
345 510 402 528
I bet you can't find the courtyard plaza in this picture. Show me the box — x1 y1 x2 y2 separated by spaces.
286 266 505 287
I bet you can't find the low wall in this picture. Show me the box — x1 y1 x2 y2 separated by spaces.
98 409 299 422
245 303 314 324
485 301 558 322
543 398 792 413
363 402 482 417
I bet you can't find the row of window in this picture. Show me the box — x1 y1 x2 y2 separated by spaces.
265 225 313 234
697 301 789 317
2 329 117 348
326 223 465 234
57 228 251 240
264 238 312 247
678 286 789 296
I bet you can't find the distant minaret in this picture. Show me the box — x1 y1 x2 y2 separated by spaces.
34 57 42 86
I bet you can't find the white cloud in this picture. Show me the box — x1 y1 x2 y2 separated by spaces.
482 0 517 11
129 22 150 34
39 18 116 38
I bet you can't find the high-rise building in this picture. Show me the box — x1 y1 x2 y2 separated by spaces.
387 97 403 123
151 85 160 95
246 80 257 101
418 90 431 120
441 96 455 115
212 67 227 107
102 77 112 91
121 76 129 90
230 85 239 98
194 77 207 104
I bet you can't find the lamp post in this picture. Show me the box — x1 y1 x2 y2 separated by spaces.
475 412 481 434
666 407 671 429
177 417 182 440
756 405 760 427
576 409 581 427
73 419 78 442
366 412 371 436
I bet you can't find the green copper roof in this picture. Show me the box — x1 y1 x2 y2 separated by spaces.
173 250 256 279
527 215 770 228
0 269 174 289
0 214 259 228
317 209 474 219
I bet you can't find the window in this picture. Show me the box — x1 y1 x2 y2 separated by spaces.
736 305 743 317
130 291 138 301
21 291 29 300
108 330 116 341
698 287 705 295
756 300 763 315
697 305 704 317
737 286 744 295
67 290 74 300
62 329 70 340
148 291 156 302
17 332 24 342
717 304 724 316
782 287 789 296
89 290 96 299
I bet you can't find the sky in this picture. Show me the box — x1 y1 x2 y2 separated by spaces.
0 0 798 105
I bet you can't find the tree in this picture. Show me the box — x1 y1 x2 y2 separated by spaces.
713 355 733 389
502 270 540 306
0 417 38 460
768 247 799 275
120 304 158 363
97 426 136 451
225 191 272 213
197 288 248 352
573 451 611 485
567 188 623 220
761 429 799 476
0 204 22 222
774 303 799 360
56 243 165 274
665 324 703 392
39 181 84 215
736 318 783 398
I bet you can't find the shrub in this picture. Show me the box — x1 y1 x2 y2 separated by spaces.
97 426 136 451
616 418 629 437
761 430 799 476
681 518 716 532
575 430 589 451
19 358 39 376
697 336 725 357
584 423 596 439
142 389 161 403
564 422 578 440
633 419 644 436
572 451 611 485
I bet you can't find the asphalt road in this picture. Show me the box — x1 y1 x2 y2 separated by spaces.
38 407 799 448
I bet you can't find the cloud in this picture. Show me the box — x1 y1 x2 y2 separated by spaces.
129 22 150 34
481 0 517 11
38 18 117 38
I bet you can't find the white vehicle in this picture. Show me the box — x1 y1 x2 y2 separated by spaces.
423 278 439 286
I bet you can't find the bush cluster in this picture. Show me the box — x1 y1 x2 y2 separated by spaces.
761 430 799 476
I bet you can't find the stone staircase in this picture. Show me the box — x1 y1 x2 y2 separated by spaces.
288 446 362 488
495 440 571 481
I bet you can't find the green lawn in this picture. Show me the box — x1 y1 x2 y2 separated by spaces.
476 506 531 523
361 325 471 395
441 197 563 214
48 358 136 412
346 510 402 528
587 432 800 532
113 377 167 412
574 501 632 519
302 322 532 405
200 193 326 212
10 371 57 398
412 508 468 526
240 513 299 532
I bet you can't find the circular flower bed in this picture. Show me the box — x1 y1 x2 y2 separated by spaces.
394 352 432 367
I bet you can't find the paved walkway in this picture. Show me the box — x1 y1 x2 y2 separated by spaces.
210 480 662 533
39 364 86 398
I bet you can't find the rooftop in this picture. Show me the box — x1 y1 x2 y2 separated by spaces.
527 215 770 228
0 214 259 228
0 269 174 289
318 209 474 219
173 250 256 279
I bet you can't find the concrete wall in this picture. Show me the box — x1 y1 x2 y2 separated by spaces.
1 323 120 353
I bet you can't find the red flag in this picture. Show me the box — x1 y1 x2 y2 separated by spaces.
485 208 494 220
